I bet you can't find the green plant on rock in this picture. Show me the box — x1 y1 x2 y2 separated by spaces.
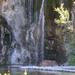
54 3 73 44
54 3 75 66
66 37 75 66
54 3 73 31
67 50 75 66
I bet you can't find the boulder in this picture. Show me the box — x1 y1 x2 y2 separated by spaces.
39 60 59 67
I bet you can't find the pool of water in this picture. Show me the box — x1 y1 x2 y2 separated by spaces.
0 66 75 75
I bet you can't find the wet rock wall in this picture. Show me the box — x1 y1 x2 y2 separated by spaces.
0 0 74 65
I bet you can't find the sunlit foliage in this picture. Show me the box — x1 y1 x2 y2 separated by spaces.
54 3 73 31
24 70 27 75
54 3 74 43
54 3 75 66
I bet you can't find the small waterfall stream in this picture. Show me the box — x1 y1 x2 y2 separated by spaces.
38 0 45 61
35 0 45 65
27 0 45 65
0 0 68 65
29 0 33 23
0 0 45 66
35 0 38 23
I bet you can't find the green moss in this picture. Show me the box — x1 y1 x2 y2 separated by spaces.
34 0 60 14
69 13 72 21
68 54 75 66
46 0 60 7
34 0 73 12
47 0 53 7
54 0 60 5
45 0 60 14
66 39 75 66
46 0 53 13
67 0 73 10
34 0 42 11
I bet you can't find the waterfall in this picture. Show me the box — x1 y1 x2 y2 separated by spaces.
28 0 45 65
0 0 45 65
38 0 44 25
26 0 45 65
6 0 45 65
0 0 68 65
38 0 45 61
29 0 33 23
34 0 45 65
35 0 38 23
72 2 75 26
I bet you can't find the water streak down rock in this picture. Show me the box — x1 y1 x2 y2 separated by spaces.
38 0 44 62
0 0 68 66
0 0 45 65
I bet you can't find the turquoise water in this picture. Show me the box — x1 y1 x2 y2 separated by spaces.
0 66 75 75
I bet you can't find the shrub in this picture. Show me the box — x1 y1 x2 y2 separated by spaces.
54 3 75 66
66 38 75 66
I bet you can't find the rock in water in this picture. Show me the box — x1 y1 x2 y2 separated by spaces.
39 60 59 67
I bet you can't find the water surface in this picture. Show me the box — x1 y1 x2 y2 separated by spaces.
0 66 75 75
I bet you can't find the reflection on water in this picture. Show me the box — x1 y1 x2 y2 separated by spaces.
28 71 75 75
0 66 75 75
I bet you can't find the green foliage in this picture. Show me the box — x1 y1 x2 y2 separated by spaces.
54 3 73 41
67 50 75 66
55 0 60 5
68 56 75 66
67 0 73 11
24 70 27 75
54 3 73 31
54 3 70 24
66 37 75 66
54 3 75 66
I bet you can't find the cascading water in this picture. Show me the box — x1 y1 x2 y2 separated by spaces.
35 0 38 23
29 0 33 23
34 0 45 65
0 0 69 65
72 2 75 26
25 0 45 65
38 0 45 61
0 0 45 65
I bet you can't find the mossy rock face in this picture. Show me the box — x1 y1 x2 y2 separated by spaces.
34 0 60 12
34 0 73 13
44 0 60 15
67 0 73 11
34 0 42 11
46 0 59 7
45 0 73 13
